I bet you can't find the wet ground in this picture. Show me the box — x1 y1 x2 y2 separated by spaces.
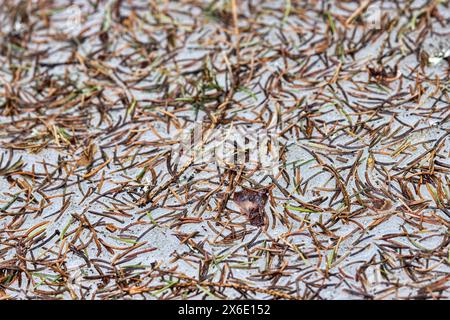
0 0 449 299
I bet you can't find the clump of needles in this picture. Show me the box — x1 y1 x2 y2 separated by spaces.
0 0 449 300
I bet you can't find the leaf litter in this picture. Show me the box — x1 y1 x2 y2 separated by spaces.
0 0 449 300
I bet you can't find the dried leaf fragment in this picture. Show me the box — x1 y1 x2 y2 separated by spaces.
232 187 269 226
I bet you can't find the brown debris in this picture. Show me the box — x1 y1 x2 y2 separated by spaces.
233 187 270 226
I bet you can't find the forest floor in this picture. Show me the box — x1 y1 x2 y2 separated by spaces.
0 0 449 299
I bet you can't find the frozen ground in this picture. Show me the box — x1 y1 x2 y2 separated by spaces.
0 0 449 299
